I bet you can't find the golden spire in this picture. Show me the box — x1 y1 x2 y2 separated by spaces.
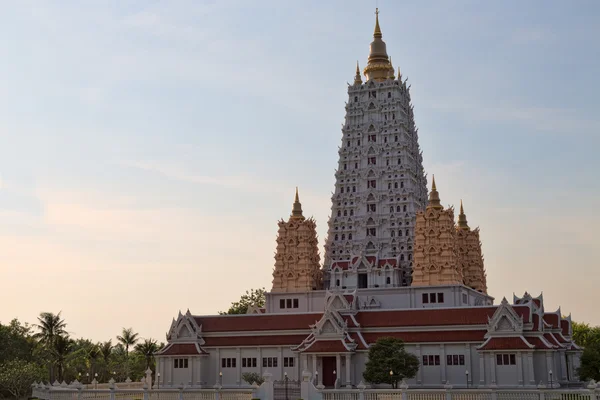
389 57 395 79
397 67 402 80
457 199 470 230
354 61 363 85
364 8 393 82
428 175 443 210
290 187 305 220
374 8 382 38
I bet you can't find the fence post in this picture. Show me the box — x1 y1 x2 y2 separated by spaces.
490 387 497 400
444 381 452 400
179 384 184 400
301 370 312 400
143 380 149 400
262 372 274 400
399 379 409 400
357 380 366 400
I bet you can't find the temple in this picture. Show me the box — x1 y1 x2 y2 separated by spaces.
154 9 582 389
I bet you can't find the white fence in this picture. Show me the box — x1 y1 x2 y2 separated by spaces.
31 379 600 400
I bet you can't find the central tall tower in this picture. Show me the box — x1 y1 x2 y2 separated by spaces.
323 10 428 289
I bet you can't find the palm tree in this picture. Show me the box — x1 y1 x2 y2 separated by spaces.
117 328 138 377
134 339 159 370
34 312 67 381
86 343 100 378
98 340 113 381
52 335 73 382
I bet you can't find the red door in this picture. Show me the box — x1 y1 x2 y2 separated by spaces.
322 357 337 388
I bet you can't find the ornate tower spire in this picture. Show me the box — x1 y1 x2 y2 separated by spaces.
354 61 363 85
457 200 470 230
428 175 443 210
364 8 394 82
290 187 304 220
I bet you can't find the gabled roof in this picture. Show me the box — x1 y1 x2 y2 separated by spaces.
157 343 208 356
478 336 535 351
194 313 322 332
203 335 308 347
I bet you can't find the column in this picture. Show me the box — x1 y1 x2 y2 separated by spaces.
545 351 553 386
215 349 221 385
559 351 567 381
312 355 319 385
196 358 202 387
478 353 485 387
258 348 263 377
189 356 193 386
527 352 535 386
464 344 472 386
415 345 422 385
336 354 342 388
302 354 308 372
439 344 446 384
345 354 352 388
516 352 523 386
279 347 284 380
236 348 241 386
295 354 300 380
489 354 497 386
168 356 173 386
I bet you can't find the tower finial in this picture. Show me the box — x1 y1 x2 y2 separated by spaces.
374 8 382 38
428 175 443 210
458 199 470 230
354 61 363 85
291 187 304 220
389 57 395 79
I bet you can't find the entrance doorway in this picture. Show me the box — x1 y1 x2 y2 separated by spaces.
322 356 337 387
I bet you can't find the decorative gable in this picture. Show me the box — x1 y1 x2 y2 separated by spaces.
485 298 524 337
166 309 204 344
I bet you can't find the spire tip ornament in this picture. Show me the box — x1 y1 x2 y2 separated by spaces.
291 187 304 220
458 199 470 230
428 175 443 210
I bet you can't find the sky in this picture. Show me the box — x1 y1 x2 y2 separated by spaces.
0 0 599 343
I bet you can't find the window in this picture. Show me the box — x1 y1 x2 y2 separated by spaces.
403 205 407 212
422 293 429 304
386 277 391 284
391 230 395 237
398 159 401 165
496 354 516 366
437 293 444 303
395 136 398 142
430 293 436 303
367 228 376 237
388 92 391 98
221 358 236 368
368 204 376 212
368 180 376 188
447 355 465 366
354 162 358 169
422 355 440 366
400 182 404 188
368 157 376 165
354 96 358 102
283 357 295 368
341 234 345 240
462 293 468 304
286 299 292 308
344 210 348 216
368 134 376 142
350 210 354 216
336 279 340 287
352 186 356 192
343 163 347 170
293 299 299 308
280 299 285 308
348 233 353 240
280 298 299 309
242 358 257 368
263 357 278 368
174 358 189 368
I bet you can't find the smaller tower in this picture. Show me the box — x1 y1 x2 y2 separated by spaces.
354 61 363 85
412 176 463 286
455 201 488 293
271 189 323 293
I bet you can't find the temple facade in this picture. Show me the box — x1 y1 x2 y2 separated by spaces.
154 9 582 390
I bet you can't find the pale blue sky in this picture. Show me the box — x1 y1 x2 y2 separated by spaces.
0 1 599 342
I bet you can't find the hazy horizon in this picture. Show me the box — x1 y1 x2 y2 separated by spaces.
1 1 599 343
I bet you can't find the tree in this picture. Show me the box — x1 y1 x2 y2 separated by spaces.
51 335 73 382
0 359 45 399
134 339 160 370
219 288 266 315
363 337 419 388
572 321 600 348
33 312 67 382
0 319 36 364
117 328 139 377
577 341 600 382
242 372 264 386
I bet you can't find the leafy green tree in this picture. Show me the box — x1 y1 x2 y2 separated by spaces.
117 328 139 377
572 321 600 348
134 339 160 370
0 319 36 363
242 372 265 386
33 312 67 382
0 359 45 399
219 288 266 315
577 341 600 382
363 337 419 388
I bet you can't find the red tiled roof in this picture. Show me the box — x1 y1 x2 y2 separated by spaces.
378 258 397 267
303 340 351 353
543 314 559 329
525 336 553 350
194 313 321 332
356 307 531 327
544 333 562 347
158 343 208 356
532 314 540 331
202 335 307 347
344 295 355 304
348 333 368 350
361 330 486 344
479 336 534 351
561 320 570 336
332 261 349 270
532 299 541 308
